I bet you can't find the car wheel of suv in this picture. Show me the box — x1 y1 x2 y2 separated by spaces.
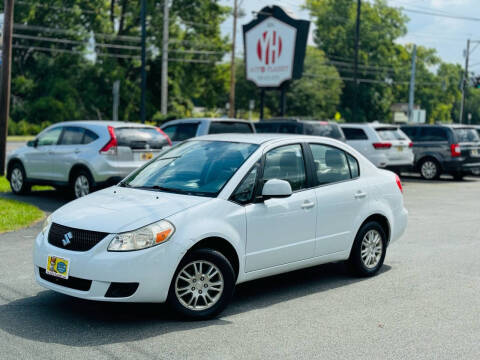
167 248 235 320
419 158 440 180
71 170 93 199
9 162 30 194
348 222 387 277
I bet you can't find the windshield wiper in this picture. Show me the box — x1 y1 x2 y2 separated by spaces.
118 181 130 188
134 185 188 194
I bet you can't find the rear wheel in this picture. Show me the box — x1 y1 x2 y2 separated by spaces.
71 170 93 199
419 158 440 180
9 162 30 194
348 222 387 277
167 248 235 320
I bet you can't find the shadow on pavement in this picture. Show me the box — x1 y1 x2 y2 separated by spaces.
1 190 69 213
0 262 391 346
400 173 479 184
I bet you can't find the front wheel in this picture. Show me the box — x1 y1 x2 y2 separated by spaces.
348 222 387 277
9 163 30 194
167 249 235 320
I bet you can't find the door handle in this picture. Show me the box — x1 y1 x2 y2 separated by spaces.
354 191 367 199
301 200 315 209
74 148 81 154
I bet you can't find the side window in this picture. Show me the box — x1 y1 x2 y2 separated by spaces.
37 127 62 146
208 122 254 134
162 123 198 142
263 144 306 191
418 127 448 141
231 162 259 204
309 144 351 185
342 127 368 140
401 127 418 140
83 129 99 144
59 127 85 145
347 153 360 178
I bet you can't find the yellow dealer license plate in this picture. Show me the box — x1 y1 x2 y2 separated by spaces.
46 255 70 279
141 152 154 160
397 146 403 152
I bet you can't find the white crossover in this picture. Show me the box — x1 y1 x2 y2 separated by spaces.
34 134 408 319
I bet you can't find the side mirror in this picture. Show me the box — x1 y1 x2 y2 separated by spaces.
262 179 292 200
27 139 37 147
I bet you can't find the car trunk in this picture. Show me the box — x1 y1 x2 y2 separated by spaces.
114 127 169 162
374 127 412 162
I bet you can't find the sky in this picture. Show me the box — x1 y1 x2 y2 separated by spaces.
220 0 480 72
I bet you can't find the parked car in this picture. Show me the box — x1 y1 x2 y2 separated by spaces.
160 118 255 145
473 125 480 176
35 133 407 319
400 124 480 180
254 118 346 142
7 121 171 198
340 123 414 173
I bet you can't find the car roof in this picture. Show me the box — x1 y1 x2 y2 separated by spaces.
340 123 398 129
50 120 156 128
162 118 253 126
193 133 336 145
259 118 335 125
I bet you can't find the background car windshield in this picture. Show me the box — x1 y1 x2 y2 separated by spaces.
125 141 258 196
376 128 407 141
454 128 479 143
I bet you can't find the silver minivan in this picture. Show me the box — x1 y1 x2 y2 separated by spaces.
7 121 171 198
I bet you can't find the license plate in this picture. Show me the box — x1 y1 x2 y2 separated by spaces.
471 149 479 157
141 152 154 160
46 255 70 279
397 146 403 152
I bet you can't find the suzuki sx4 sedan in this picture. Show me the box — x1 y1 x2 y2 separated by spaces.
34 134 408 319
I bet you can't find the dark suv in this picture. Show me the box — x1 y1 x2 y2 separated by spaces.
254 118 346 142
400 124 480 180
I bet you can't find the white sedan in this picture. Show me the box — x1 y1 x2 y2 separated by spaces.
34 134 408 319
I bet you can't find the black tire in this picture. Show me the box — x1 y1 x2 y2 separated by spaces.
348 221 387 277
9 162 30 195
419 158 441 180
167 248 235 320
452 172 464 181
70 169 94 199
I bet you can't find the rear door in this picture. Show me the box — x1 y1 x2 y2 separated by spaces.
415 127 450 161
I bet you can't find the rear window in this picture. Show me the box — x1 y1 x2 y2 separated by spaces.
208 121 253 134
255 122 302 134
309 123 345 140
162 123 198 142
454 128 480 143
342 127 368 140
375 127 407 141
115 127 168 150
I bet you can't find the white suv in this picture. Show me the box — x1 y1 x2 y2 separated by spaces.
340 123 414 172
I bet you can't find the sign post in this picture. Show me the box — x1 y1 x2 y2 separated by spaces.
243 6 309 119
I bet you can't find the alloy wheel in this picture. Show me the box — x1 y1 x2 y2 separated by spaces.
421 161 437 179
11 168 24 193
174 260 224 311
74 175 90 198
361 229 383 269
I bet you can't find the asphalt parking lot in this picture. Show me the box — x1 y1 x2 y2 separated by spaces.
0 176 479 359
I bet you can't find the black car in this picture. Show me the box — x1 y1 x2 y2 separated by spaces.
400 124 480 180
254 118 346 142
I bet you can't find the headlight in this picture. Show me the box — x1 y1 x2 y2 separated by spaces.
42 215 52 237
108 220 175 251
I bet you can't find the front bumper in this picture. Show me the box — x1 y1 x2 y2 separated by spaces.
33 230 185 303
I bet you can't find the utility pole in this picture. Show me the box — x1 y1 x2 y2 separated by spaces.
352 0 361 122
459 39 470 124
140 0 146 123
161 0 169 116
228 0 238 118
408 44 417 123
0 0 14 176
112 80 120 122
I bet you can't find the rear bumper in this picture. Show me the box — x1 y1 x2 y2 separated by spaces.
443 159 480 174
385 164 413 173
390 207 408 245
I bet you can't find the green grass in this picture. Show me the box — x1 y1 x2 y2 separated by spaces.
0 176 53 193
7 135 35 142
0 198 44 233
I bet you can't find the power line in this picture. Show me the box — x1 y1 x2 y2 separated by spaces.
400 8 480 22
16 0 98 15
12 44 141 59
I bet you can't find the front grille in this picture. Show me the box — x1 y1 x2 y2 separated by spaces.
105 282 139 298
39 267 92 291
48 223 109 252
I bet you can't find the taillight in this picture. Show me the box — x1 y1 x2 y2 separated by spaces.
100 125 118 154
156 127 172 146
373 142 392 149
450 143 461 157
408 142 413 148
395 174 403 194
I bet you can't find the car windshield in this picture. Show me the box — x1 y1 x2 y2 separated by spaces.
454 128 480 143
123 140 259 196
375 127 407 141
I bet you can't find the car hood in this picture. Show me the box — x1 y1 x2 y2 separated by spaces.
52 187 212 233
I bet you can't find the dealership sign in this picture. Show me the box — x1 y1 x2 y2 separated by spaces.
243 6 310 88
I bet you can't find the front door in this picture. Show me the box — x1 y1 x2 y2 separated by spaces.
245 144 317 272
24 127 63 180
